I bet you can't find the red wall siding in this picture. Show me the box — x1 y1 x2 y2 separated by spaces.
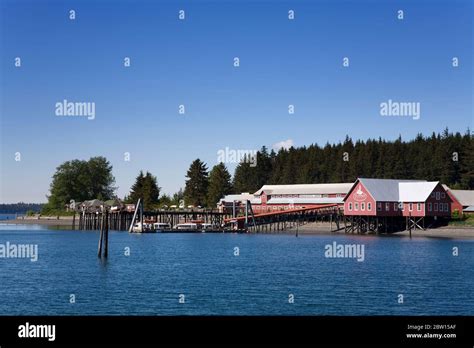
400 202 424 217
424 184 451 217
344 182 376 216
446 190 463 216
375 201 404 217
344 181 451 218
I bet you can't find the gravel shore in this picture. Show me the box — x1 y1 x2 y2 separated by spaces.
286 222 474 239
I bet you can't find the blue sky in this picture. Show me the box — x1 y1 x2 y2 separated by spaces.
1 0 472 203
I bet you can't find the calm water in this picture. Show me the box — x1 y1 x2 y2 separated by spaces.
0 224 473 315
0 214 24 221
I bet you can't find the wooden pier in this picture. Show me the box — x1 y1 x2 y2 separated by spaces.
78 209 233 232
342 215 446 234
226 204 343 233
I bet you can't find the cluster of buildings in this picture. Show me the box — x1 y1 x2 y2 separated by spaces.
66 199 136 213
218 178 474 218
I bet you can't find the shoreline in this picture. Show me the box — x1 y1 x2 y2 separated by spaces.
0 216 75 226
1 218 473 239
287 222 474 239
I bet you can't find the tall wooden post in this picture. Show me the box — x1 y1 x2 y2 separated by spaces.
97 211 104 258
409 213 412 239
104 210 109 257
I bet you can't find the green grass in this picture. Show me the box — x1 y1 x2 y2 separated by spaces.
449 214 474 226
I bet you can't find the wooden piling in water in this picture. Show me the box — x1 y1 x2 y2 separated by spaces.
104 210 109 257
97 213 104 258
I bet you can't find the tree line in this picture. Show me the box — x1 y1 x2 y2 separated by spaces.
233 128 473 193
0 203 44 214
42 128 473 212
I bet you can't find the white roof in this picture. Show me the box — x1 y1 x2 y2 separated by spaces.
219 193 261 205
254 183 353 196
349 178 438 202
399 182 439 202
443 186 474 206
353 178 425 201
220 193 254 201
266 197 344 205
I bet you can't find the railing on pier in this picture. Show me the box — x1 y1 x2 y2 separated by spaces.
224 204 343 233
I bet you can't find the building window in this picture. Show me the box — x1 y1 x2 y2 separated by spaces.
377 203 382 211
355 202 359 211
441 192 446 199
436 192 440 200
409 203 413 211
400 203 405 211
417 203 421 211
385 203 390 211
434 203 438 211
431 192 435 198
445 203 449 212
361 202 365 211
394 203 398 211
428 203 432 212
348 203 353 211
367 203 371 211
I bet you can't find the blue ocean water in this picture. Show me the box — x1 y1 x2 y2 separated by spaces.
0 224 472 315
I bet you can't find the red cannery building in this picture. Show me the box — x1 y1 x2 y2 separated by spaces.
442 185 474 217
218 183 353 214
343 178 452 232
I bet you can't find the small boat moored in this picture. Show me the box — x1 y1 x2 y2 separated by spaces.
153 222 171 232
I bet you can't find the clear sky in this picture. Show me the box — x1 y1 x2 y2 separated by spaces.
0 0 472 203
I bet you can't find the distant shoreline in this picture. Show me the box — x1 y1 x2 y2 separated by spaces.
0 216 75 226
1 217 473 239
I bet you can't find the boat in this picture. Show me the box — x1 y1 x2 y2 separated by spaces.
174 223 198 231
131 222 154 233
153 222 171 232
201 223 221 232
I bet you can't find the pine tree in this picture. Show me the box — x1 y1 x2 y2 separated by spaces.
230 128 473 191
207 163 233 207
233 155 253 192
127 171 160 210
184 159 209 207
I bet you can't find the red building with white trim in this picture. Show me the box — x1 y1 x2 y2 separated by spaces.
344 178 452 218
218 183 353 214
